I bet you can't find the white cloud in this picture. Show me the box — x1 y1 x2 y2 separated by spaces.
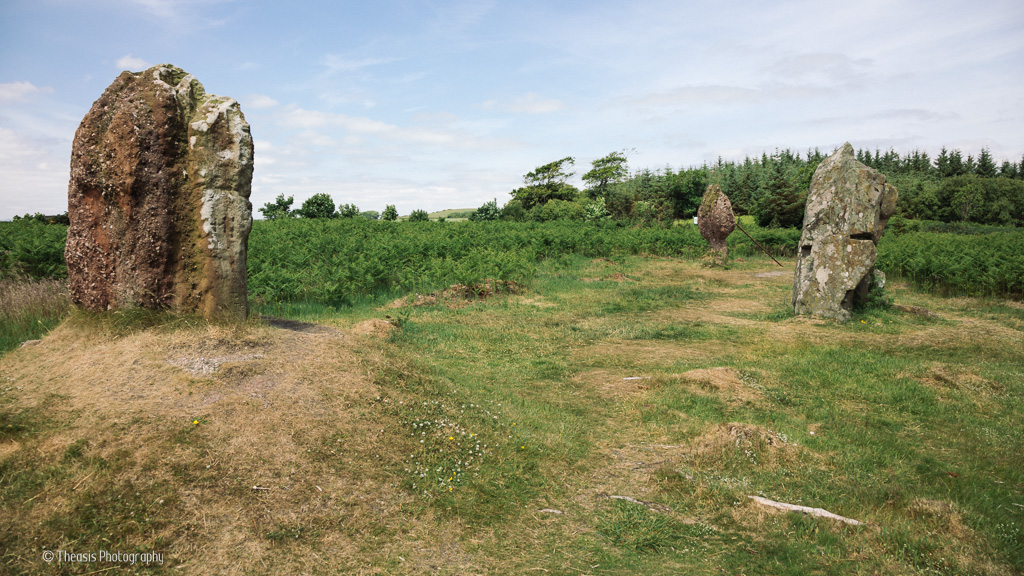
0 127 70 218
244 94 279 109
116 54 152 71
481 92 565 114
0 82 54 103
125 0 232 23
322 54 398 74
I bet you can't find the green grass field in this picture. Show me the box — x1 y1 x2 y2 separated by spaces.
2 252 1021 575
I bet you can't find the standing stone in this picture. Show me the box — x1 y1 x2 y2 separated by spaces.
697 184 736 264
792 143 897 322
66 64 253 320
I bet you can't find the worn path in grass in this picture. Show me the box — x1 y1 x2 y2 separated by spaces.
1 256 1022 575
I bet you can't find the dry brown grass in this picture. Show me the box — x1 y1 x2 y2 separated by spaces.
0 277 70 316
0 276 72 350
0 316 439 575
677 367 763 407
3 255 1021 575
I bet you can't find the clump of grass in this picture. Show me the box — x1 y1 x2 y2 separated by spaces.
63 304 252 340
0 277 72 352
596 499 686 553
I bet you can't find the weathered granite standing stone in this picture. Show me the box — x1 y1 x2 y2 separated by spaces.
792 143 897 322
697 184 736 263
66 64 253 320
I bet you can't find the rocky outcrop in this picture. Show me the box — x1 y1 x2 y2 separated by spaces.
697 184 736 264
65 64 253 320
792 143 897 321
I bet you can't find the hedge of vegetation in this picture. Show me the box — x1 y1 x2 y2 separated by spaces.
877 230 1024 297
4 217 1021 303
0 219 68 279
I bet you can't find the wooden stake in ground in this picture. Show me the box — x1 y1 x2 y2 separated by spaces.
734 222 785 267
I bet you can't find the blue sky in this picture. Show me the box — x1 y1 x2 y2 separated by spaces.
1 0 1022 219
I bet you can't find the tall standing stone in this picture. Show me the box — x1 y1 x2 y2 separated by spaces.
66 64 253 320
697 184 736 264
792 143 897 322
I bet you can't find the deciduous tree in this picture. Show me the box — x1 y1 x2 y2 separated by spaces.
260 194 295 220
296 193 337 219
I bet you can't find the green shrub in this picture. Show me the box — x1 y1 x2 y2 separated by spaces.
407 209 430 222
296 193 337 219
469 200 500 222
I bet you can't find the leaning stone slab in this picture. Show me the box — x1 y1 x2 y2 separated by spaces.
66 64 253 320
698 184 736 264
792 143 897 322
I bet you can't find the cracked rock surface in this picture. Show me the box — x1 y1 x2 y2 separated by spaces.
792 143 897 322
66 64 253 320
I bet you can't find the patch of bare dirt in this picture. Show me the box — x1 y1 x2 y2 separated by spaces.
384 279 524 309
678 367 763 406
261 316 340 333
352 318 398 338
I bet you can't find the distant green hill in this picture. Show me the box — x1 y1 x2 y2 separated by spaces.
398 208 477 221
428 208 476 220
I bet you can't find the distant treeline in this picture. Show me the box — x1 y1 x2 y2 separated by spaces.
462 147 1024 228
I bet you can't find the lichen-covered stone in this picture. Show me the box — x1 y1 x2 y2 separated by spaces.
697 184 735 264
792 143 897 321
65 64 253 320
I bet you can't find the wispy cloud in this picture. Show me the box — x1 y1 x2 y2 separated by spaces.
125 0 231 18
766 53 872 87
0 82 54 103
280 107 460 145
481 92 565 114
123 0 233 30
808 108 959 126
322 54 398 74
115 54 152 71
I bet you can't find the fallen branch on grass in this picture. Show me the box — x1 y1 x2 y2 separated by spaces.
748 495 864 526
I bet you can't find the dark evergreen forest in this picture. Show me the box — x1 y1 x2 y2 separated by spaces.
487 147 1024 228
